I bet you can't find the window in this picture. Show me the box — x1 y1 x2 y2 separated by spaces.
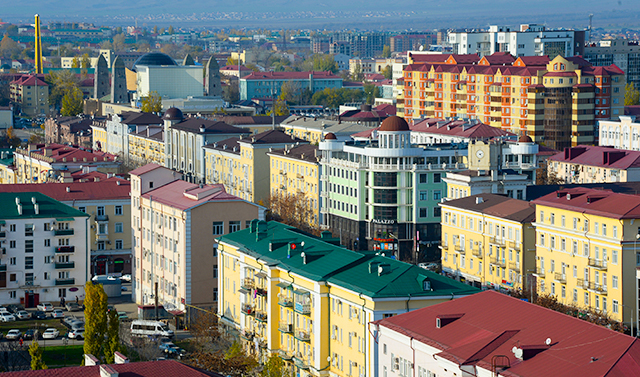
115 222 123 233
25 240 33 253
97 206 105 216
115 205 123 215
44 239 50 247
602 224 607 236
433 173 441 183
229 221 241 233
25 257 33 270
612 275 618 289
419 208 428 218
550 213 555 224
419 191 428 201
25 273 34 284
419 174 427 183
44 272 50 280
613 300 619 314
212 222 224 235
78 207 86 213
25 224 34 237
433 207 441 217
612 249 618 264
9 224 15 232
9 257 15 265
115 240 123 249
97 241 105 250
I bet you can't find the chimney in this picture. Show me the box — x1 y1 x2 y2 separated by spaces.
377 263 391 276
369 261 381 273
256 220 268 241
66 187 70 192
99 365 119 377
85 354 100 366
476 197 484 204
114 351 129 364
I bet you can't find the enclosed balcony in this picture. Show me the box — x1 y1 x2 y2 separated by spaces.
241 278 255 291
255 310 268 322
294 329 310 342
55 246 75 253
294 289 311 315
293 356 309 370
278 294 293 307
277 349 293 361
278 323 293 334
55 262 75 269
241 303 255 316
55 278 75 286
54 229 74 236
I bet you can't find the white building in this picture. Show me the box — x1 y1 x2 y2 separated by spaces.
599 115 640 151
0 192 89 306
91 112 163 158
448 24 585 57
584 39 640 87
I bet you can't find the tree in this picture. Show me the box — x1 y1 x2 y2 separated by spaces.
381 65 392 80
112 34 126 53
626 82 640 106
268 95 290 116
0 35 21 59
311 54 338 73
84 281 108 361
382 45 391 58
536 159 564 185
141 91 162 113
269 191 319 235
81 53 91 69
153 25 158 34
351 62 364 82
260 354 289 377
46 69 80 110
364 83 381 105
29 341 47 370
61 86 83 116
168 25 174 34
71 57 80 69
226 57 239 66
104 310 124 363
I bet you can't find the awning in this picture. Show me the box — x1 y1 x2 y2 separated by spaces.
238 288 250 295
293 289 310 296
56 218 75 222
255 272 268 279
0 220 5 225
276 282 291 289
168 310 184 316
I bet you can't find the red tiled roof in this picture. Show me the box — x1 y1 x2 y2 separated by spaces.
514 56 550 66
29 144 117 163
375 104 396 116
0 178 130 201
411 118 515 140
129 163 164 176
0 359 222 377
142 180 246 211
532 187 640 219
548 145 640 169
544 71 577 77
242 71 341 80
375 290 640 377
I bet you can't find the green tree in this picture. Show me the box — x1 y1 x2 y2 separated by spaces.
104 310 124 363
168 25 174 34
153 25 158 34
84 282 108 361
0 35 21 59
382 45 391 58
312 54 338 73
29 341 47 370
81 53 91 69
364 83 381 105
626 82 640 106
226 57 239 66
381 65 392 80
115 26 123 34
61 86 83 116
351 62 364 82
268 95 290 116
260 354 289 377
141 91 162 113
46 69 79 110
112 34 126 52
71 56 80 68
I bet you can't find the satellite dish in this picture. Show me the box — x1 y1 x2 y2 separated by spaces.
514 348 523 359
419 45 424 51
545 338 552 345
512 346 518 354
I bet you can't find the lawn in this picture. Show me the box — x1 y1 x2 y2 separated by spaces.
0 319 67 335
41 345 85 367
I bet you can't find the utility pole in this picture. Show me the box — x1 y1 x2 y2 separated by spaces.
154 281 159 320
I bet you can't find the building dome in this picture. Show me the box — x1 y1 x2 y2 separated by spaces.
518 134 533 143
163 107 183 121
379 116 410 132
133 52 177 70
324 132 337 140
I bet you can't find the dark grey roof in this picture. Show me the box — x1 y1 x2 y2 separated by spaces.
133 52 176 70
171 118 248 135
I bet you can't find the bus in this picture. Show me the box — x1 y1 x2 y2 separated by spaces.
130 320 174 338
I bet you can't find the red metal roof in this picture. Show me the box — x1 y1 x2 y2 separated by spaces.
532 187 640 219
141 180 245 211
242 71 341 80
411 118 515 140
0 178 130 201
28 144 117 163
375 290 640 377
129 163 164 176
548 145 640 169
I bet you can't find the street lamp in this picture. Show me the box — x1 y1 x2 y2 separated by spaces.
388 233 398 260
62 337 68 366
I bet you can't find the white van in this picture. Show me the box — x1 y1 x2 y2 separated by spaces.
130 320 174 338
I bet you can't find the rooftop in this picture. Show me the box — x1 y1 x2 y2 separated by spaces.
267 144 319 163
411 118 515 140
532 187 640 219
548 145 640 169
0 178 130 201
242 71 342 80
170 118 248 135
218 221 479 299
20 144 117 164
142 180 250 211
375 290 640 377
440 193 535 223
237 129 307 145
0 192 89 220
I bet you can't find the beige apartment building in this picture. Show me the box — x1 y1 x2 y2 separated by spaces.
130 164 264 313
547 145 640 184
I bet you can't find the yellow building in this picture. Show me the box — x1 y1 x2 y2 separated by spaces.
0 150 16 184
217 221 479 377
532 187 640 324
440 194 536 291
280 115 373 144
204 129 307 204
267 144 321 226
547 145 640 184
128 127 165 166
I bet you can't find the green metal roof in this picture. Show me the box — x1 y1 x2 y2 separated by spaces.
218 221 479 299
0 192 90 220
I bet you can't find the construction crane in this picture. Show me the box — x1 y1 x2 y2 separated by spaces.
34 14 43 74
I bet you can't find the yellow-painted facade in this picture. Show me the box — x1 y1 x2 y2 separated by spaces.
0 164 16 184
533 198 637 323
128 133 165 166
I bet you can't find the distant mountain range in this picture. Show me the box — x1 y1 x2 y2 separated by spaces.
4 0 639 30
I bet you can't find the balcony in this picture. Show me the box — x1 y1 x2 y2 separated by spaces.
255 287 267 297
0 231 5 238
576 278 589 290
55 246 75 253
294 301 311 315
293 356 309 370
490 237 506 247
241 304 255 316
53 229 74 236
472 248 483 259
278 323 293 333
588 258 607 270
554 273 567 283
55 278 75 286
453 244 464 253
240 330 254 341
241 278 255 290
278 294 293 307
95 214 109 222
294 329 310 342
55 262 75 269
255 310 268 322
96 234 109 241
0 264 6 272
589 282 608 294
490 257 506 268
277 350 293 361
509 262 521 272
507 241 521 251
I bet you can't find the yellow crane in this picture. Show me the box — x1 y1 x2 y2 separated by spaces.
34 14 43 74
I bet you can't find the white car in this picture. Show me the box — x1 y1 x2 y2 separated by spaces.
37 303 54 312
0 307 9 314
0 313 16 322
16 310 31 320
120 274 131 282
42 328 59 339
68 329 84 340
52 309 64 318
5 329 21 340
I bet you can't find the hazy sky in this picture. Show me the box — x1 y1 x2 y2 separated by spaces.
5 0 640 30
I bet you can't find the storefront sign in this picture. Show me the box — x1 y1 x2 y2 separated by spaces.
372 219 395 225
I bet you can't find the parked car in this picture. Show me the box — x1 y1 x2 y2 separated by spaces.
52 309 64 319
23 329 36 340
0 313 16 322
158 337 173 345
68 329 84 340
120 274 131 282
0 307 10 314
107 305 115 313
32 310 48 320
16 310 31 320
37 303 54 312
121 286 128 292
162 344 186 359
42 328 59 339
7 304 24 314
65 303 81 312
117 312 128 320
5 329 21 340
